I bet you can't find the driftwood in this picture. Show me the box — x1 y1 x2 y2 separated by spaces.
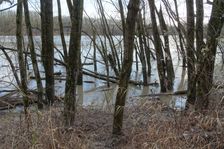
136 90 187 97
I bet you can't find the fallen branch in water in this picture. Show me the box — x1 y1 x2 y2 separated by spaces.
135 90 187 97
30 69 159 86
82 68 158 86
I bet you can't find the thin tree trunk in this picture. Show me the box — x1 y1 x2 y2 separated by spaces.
64 0 84 126
186 0 196 105
16 0 29 111
57 0 68 62
137 14 148 85
157 7 175 90
112 0 140 135
23 0 44 108
148 0 167 92
118 0 125 39
173 0 186 67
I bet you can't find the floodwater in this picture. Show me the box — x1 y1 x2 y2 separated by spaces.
0 36 223 112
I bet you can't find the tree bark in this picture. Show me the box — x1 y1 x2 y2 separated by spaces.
137 13 148 85
186 0 196 105
64 0 84 126
195 0 224 110
40 0 55 105
112 0 140 135
57 0 68 62
16 0 29 111
23 0 44 108
148 0 167 92
157 7 175 90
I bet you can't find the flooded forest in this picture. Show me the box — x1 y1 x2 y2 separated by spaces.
0 0 224 148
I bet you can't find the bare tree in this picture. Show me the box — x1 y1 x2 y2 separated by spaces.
195 0 224 110
16 0 29 112
186 0 196 105
40 0 54 105
112 0 140 135
23 0 44 108
156 6 175 90
64 0 84 126
148 0 167 92
57 0 68 62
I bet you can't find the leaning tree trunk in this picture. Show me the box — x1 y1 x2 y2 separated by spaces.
148 0 167 92
173 0 186 67
186 0 196 105
40 0 54 105
137 13 148 85
57 0 68 62
157 7 175 90
16 0 29 112
64 0 84 126
195 0 224 110
112 0 140 135
23 0 44 109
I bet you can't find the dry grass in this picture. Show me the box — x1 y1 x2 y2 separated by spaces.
0 99 224 149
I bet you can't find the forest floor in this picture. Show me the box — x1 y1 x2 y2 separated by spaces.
0 94 224 149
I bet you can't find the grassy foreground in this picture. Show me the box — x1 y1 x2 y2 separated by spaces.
0 98 224 149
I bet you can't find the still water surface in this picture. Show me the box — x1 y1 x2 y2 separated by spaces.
0 36 223 112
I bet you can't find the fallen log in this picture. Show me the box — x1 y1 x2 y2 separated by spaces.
30 69 159 86
82 69 158 86
135 90 187 97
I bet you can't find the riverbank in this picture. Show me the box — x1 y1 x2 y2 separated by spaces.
0 98 223 149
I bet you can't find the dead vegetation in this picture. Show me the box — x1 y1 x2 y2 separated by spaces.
0 98 224 149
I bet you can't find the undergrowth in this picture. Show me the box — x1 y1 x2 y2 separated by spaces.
0 99 223 149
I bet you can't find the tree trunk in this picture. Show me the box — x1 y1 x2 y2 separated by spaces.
23 0 44 109
112 0 140 135
195 0 204 60
195 0 224 110
64 0 84 126
173 0 186 67
137 13 148 85
157 7 175 90
148 0 167 92
186 0 196 105
40 0 54 105
16 0 29 111
57 0 68 62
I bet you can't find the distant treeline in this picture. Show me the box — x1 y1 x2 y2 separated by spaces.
0 10 221 36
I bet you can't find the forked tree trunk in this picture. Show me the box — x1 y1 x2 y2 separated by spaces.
148 0 167 92
64 0 84 126
16 0 29 112
67 0 83 86
112 0 140 135
23 0 44 109
195 0 224 110
186 0 196 105
40 0 54 105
